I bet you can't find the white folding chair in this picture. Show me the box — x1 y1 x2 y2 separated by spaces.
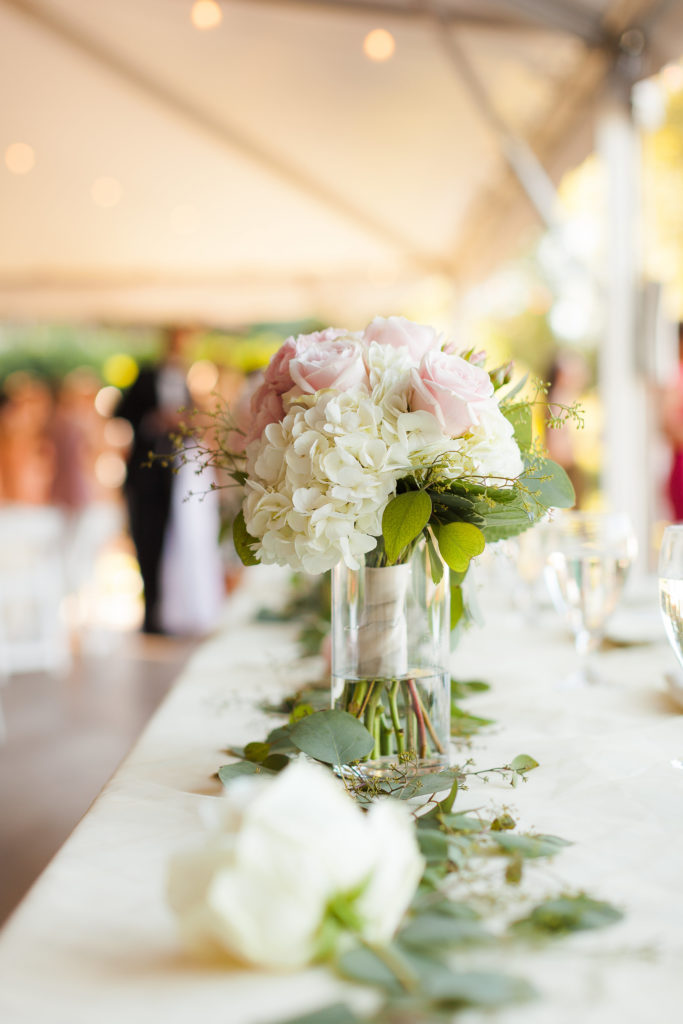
0 504 72 678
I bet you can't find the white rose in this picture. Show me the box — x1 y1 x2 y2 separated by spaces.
168 760 424 970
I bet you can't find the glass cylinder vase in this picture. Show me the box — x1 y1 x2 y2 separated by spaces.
331 540 451 778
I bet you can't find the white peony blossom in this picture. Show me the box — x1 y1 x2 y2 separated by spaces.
167 760 424 970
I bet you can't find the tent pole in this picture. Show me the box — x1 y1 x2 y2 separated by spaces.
596 70 649 570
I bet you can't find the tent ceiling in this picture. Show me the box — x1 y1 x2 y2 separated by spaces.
0 0 681 325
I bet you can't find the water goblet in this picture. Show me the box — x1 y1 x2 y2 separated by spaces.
543 511 637 685
658 525 683 769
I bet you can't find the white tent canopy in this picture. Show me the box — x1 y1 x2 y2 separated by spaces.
1 0 682 325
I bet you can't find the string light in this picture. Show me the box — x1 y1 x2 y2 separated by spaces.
5 142 35 175
191 1 222 31
363 28 395 62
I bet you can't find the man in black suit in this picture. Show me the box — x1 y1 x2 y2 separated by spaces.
116 328 191 634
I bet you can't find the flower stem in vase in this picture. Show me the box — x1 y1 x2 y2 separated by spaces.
407 678 428 758
388 680 406 755
332 541 451 777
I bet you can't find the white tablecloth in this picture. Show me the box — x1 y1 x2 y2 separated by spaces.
0 565 682 1024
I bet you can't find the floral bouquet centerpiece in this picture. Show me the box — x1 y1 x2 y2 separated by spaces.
200 316 574 776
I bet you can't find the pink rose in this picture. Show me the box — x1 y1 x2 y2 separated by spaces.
289 337 367 394
410 350 494 437
363 316 441 363
262 327 348 395
243 382 286 445
263 336 299 393
264 329 348 394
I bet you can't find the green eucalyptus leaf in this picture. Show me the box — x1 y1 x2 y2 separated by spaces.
410 894 480 919
336 947 404 995
261 753 291 772
289 703 315 724
289 710 373 765
450 584 464 630
276 1003 362 1024
417 828 450 862
429 491 477 513
447 834 476 867
243 741 270 763
395 768 462 800
433 522 485 573
522 457 576 512
425 527 444 585
450 678 490 698
510 754 539 773
233 510 260 566
400 955 535 1007
217 761 267 784
510 895 624 937
265 724 298 754
493 833 572 859
451 704 494 735
441 813 485 833
398 913 489 950
382 490 432 564
476 498 533 543
503 402 533 450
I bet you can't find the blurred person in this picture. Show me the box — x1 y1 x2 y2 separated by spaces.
116 327 223 635
49 369 99 513
660 323 683 521
0 373 55 504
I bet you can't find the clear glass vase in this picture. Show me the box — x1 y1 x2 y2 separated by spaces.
331 540 451 778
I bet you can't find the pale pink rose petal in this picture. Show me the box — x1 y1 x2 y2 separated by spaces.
409 350 494 438
363 316 441 363
263 329 349 394
243 383 286 445
289 338 367 394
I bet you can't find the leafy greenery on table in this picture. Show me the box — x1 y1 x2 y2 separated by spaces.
217 700 623 1024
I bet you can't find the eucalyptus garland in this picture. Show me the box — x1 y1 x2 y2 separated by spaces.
217 679 623 1024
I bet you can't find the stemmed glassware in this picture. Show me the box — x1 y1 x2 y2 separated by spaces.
658 525 683 769
658 525 683 668
543 511 637 684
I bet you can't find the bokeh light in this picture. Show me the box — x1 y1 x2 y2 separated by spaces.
94 452 127 489
363 29 395 62
102 353 138 388
104 417 134 447
186 359 219 396
94 385 122 417
5 143 35 175
191 1 222 31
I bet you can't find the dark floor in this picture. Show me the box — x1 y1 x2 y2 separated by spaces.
0 632 196 927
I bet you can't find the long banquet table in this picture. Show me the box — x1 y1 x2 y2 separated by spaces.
0 564 682 1024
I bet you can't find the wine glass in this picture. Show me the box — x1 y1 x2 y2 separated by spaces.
543 511 637 684
658 525 683 769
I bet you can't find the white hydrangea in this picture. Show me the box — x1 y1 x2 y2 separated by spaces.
243 389 410 574
461 398 524 483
